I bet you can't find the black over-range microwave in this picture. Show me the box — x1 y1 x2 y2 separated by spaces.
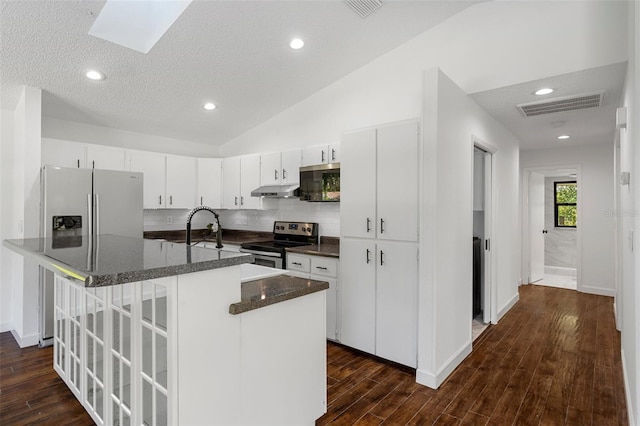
299 163 340 202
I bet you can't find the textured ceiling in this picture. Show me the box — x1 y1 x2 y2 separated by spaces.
470 62 627 151
0 0 478 146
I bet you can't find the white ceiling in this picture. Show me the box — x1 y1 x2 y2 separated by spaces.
470 62 627 151
0 0 480 146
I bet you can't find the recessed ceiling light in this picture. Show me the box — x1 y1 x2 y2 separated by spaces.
204 102 216 110
557 135 570 140
290 38 304 50
534 88 554 96
86 70 106 81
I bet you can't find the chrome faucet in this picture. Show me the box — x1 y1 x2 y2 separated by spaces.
186 206 223 248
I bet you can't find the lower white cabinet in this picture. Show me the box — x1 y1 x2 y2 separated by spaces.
340 239 417 367
287 253 339 341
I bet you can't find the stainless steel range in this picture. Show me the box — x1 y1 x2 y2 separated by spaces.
240 221 319 269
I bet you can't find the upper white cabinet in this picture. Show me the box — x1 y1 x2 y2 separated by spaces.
42 138 86 168
223 154 261 209
129 150 166 209
86 144 127 171
301 143 340 167
260 149 302 185
197 158 222 208
165 155 196 209
340 122 418 242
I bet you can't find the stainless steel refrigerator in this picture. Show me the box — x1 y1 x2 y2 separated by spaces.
39 166 143 346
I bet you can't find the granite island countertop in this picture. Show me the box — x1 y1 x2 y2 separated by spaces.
230 275 329 315
3 234 253 287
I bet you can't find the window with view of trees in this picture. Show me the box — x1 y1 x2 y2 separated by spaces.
555 181 577 228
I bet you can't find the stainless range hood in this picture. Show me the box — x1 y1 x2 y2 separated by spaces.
251 184 300 198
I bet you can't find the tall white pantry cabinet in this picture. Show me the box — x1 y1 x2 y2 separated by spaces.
339 121 419 368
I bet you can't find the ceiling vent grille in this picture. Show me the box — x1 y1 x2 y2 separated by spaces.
344 0 384 18
517 91 605 117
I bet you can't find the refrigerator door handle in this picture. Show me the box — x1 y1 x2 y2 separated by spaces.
87 193 93 236
95 193 100 235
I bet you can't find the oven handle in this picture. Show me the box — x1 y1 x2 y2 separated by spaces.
239 248 283 258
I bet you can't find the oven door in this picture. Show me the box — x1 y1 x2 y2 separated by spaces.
239 248 283 269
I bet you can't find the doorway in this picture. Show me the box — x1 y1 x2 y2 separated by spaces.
472 141 495 341
524 167 581 291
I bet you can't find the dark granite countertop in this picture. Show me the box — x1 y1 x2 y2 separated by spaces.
3 235 253 287
229 275 329 315
285 244 340 258
144 229 273 246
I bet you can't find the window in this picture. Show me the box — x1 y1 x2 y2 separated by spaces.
554 181 577 227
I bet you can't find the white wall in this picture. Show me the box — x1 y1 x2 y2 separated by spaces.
417 68 521 388
521 144 615 296
42 117 218 158
0 87 42 346
220 1 627 158
620 1 639 424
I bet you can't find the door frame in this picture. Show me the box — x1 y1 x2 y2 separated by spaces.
521 165 583 291
472 136 497 324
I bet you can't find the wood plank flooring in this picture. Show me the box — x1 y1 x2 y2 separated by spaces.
0 285 628 425
318 285 628 425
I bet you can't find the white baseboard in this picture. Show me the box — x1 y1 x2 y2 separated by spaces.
579 285 615 297
416 340 472 389
498 293 519 321
621 348 636 426
544 265 577 277
10 329 39 348
0 321 12 333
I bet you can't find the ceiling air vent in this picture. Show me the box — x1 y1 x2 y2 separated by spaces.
344 0 384 18
517 91 605 117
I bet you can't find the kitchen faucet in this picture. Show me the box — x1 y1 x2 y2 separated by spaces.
186 206 223 248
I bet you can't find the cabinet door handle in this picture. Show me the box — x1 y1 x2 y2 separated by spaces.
366 218 371 233
321 150 325 163
77 159 80 168
170 195 173 205
366 249 371 264
331 148 336 162
241 196 244 205
200 196 203 205
92 160 95 169
292 262 302 266
159 195 162 205
275 169 278 180
315 266 328 270
380 250 384 266
235 196 238 206
380 218 385 233
282 169 287 179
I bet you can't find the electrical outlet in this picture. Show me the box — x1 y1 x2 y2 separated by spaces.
167 216 173 225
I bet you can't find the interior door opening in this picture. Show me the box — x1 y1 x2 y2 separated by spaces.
472 145 492 341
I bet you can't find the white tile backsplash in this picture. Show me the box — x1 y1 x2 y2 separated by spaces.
144 198 340 237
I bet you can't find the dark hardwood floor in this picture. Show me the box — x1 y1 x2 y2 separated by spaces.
318 285 628 425
0 285 628 425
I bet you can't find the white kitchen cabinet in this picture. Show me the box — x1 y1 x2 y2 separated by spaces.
261 150 302 186
286 253 339 341
301 143 340 167
340 121 418 242
129 150 166 209
166 155 196 209
86 144 127 171
42 138 86 168
197 158 223 208
340 239 417 367
223 155 261 209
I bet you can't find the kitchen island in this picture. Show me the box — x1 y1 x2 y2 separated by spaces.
3 235 328 426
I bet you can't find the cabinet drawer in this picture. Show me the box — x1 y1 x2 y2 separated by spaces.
311 257 338 278
287 254 310 273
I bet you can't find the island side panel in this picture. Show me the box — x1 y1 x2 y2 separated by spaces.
239 290 327 425
176 266 242 426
